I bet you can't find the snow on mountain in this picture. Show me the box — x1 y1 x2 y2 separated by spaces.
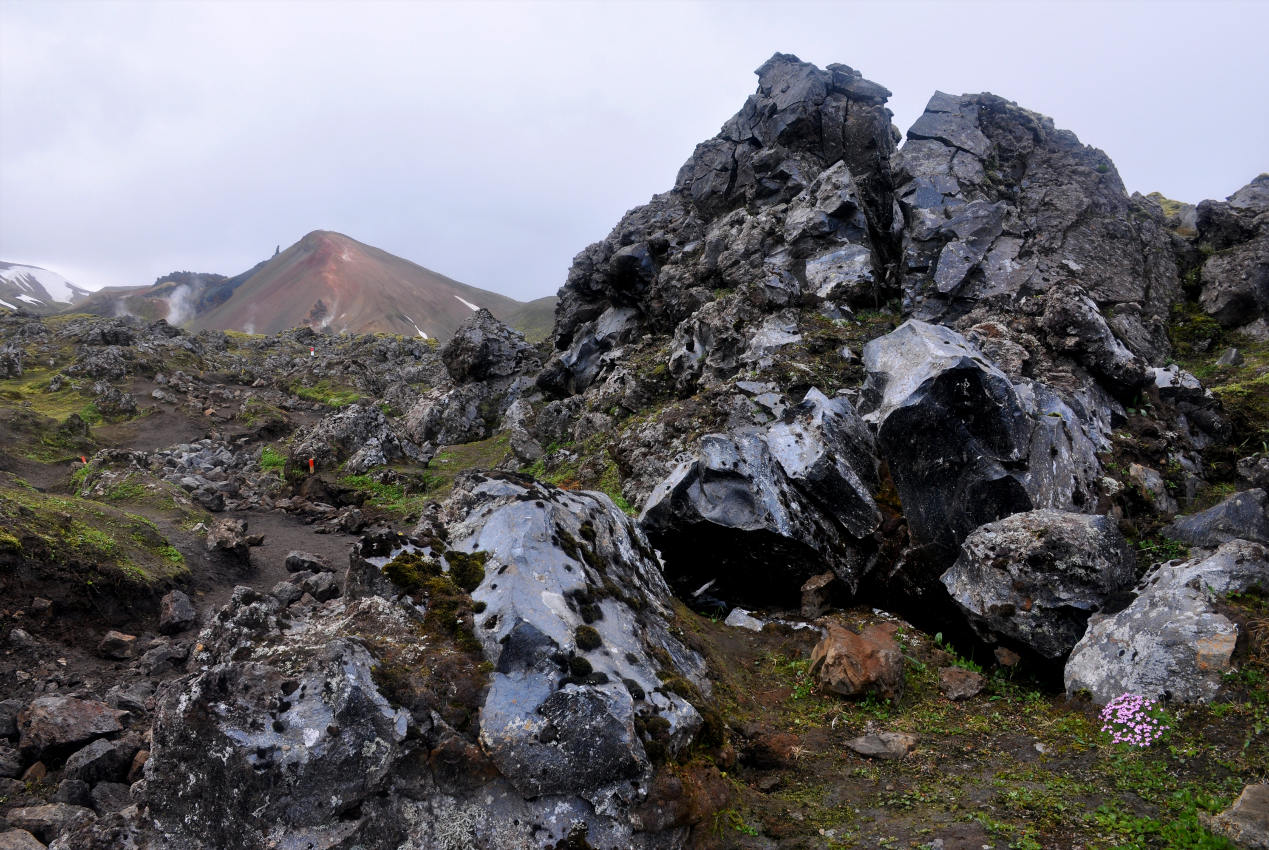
0 262 90 305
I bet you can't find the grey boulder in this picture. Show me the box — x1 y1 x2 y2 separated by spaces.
1065 539 1269 704
1166 488 1269 548
941 510 1136 659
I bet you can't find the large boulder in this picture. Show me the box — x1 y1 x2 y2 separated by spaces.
1065 539 1269 704
435 472 708 812
441 308 539 383
639 389 880 605
292 402 426 474
861 321 1101 563
941 510 1136 659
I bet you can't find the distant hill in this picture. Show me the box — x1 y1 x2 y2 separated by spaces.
0 262 90 314
73 231 557 341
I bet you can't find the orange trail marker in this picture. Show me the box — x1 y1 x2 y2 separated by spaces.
309 458 315 473
80 456 87 464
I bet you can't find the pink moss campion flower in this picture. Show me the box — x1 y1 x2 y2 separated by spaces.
1100 693 1170 748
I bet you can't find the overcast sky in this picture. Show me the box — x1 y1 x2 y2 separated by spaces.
2 0 1266 301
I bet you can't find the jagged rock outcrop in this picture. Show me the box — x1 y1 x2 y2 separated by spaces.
895 91 1180 363
1065 539 1269 703
1165 488 1269 548
941 510 1135 659
639 388 879 604
542 53 900 400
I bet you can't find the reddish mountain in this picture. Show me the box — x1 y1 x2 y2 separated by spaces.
188 231 551 340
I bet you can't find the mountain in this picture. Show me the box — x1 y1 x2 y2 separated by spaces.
72 231 556 341
0 261 89 313
189 230 554 340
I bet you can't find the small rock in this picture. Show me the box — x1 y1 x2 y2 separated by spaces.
95 631 136 661
285 551 331 573
8 628 35 648
51 779 92 807
298 572 340 602
0 829 47 850
723 608 765 632
994 647 1021 668
800 571 837 619
21 762 46 782
741 730 798 769
1216 347 1245 367
126 750 148 785
1206 783 1269 849
104 682 153 715
810 621 904 700
89 781 132 814
0 699 23 738
62 738 133 785
17 697 126 763
158 590 196 635
938 667 985 701
0 743 21 777
5 804 94 844
30 598 52 614
846 731 917 760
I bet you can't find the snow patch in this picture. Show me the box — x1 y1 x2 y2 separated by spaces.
403 314 429 340
15 294 42 305
0 299 15 310
453 295 480 312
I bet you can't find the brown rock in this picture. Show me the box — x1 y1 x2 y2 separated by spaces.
846 731 917 760
800 571 838 619
938 666 986 701
741 730 798 769
809 621 905 700
17 697 126 763
158 590 196 635
6 804 94 844
994 647 1022 668
20 762 46 783
127 749 148 784
1207 783 1269 849
0 829 47 850
96 631 136 660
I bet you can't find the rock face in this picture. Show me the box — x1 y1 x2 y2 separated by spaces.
895 90 1180 356
640 389 879 604
1065 540 1269 704
1197 174 1269 333
941 510 1135 659
862 321 1101 562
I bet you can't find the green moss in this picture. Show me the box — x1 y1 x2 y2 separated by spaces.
383 550 441 592
446 550 487 592
289 379 361 407
575 624 602 652
1169 303 1225 357
420 434 513 501
259 446 286 471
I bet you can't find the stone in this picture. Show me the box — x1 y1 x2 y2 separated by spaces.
61 738 133 785
861 321 1100 564
938 667 985 701
297 571 340 602
941 510 1136 659
1217 347 1245 367
846 731 917 760
51 779 92 808
16 698 126 764
0 699 23 739
133 640 189 676
5 805 94 845
157 590 196 635
1207 783 1269 850
640 389 879 606
88 782 132 815
440 308 540 383
0 743 21 777
800 571 838 619
809 622 904 700
1166 489 1269 548
722 608 765 631
284 550 331 573
204 517 252 564
95 631 136 661
0 830 46 850
1240 455 1269 491
291 402 426 475
103 682 153 715
1065 540 1269 704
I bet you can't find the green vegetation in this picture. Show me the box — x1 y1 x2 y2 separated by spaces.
289 378 361 407
420 434 513 500
340 472 433 521
259 445 287 472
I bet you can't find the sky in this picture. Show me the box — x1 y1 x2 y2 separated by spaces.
1 0 1266 301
